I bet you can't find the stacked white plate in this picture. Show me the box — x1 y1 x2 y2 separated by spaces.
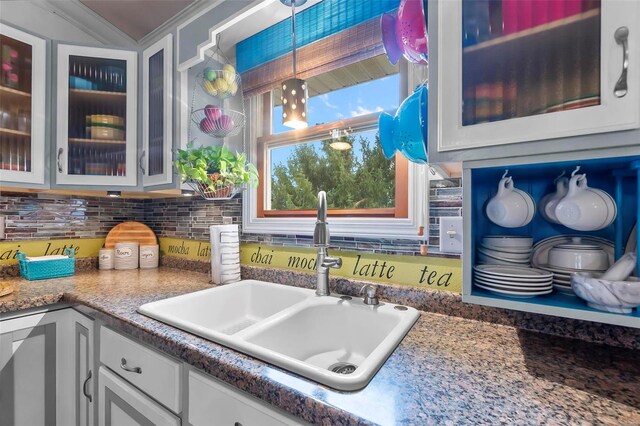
473 265 553 298
477 236 533 266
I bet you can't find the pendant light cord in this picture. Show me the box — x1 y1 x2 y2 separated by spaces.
291 2 297 78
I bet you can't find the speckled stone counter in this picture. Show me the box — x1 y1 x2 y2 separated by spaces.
1 268 639 425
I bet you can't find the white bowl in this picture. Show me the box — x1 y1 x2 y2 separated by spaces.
572 273 640 314
482 236 533 250
477 252 530 266
548 244 609 271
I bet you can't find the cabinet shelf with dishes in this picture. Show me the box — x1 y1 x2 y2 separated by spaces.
463 148 640 328
55 44 137 187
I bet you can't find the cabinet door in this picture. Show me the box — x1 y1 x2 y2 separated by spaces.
98 367 180 426
72 312 95 426
143 34 173 188
55 44 138 186
434 0 640 156
0 310 67 426
188 369 303 426
0 23 46 185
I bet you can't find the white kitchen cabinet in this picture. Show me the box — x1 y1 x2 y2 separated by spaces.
430 0 640 162
142 34 174 188
0 310 71 426
98 367 180 426
72 311 95 426
0 23 47 186
55 44 138 186
188 369 304 426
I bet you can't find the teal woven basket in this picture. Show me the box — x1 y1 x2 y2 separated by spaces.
17 248 76 280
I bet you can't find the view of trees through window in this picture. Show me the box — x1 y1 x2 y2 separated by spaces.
269 129 396 211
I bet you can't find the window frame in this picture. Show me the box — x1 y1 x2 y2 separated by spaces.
242 62 429 239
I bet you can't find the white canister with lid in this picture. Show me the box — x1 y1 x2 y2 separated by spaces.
114 242 139 270
98 248 114 270
139 245 159 269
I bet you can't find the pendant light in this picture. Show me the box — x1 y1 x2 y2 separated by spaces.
280 0 308 130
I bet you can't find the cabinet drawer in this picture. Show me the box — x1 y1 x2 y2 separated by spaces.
99 367 180 426
188 369 304 426
99 327 182 413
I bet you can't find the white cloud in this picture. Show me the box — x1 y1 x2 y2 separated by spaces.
319 93 338 109
335 112 345 119
350 105 384 117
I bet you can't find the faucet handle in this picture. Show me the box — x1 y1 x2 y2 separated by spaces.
360 284 379 305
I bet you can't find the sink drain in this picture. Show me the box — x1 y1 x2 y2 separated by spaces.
329 362 358 375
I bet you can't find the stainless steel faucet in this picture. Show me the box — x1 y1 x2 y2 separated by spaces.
314 191 342 296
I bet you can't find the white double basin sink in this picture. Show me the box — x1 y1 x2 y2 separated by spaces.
138 280 419 390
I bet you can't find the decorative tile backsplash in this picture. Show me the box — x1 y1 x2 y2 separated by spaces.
0 177 462 255
0 193 144 241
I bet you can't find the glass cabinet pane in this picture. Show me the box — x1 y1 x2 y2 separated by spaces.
67 55 128 176
462 0 601 126
148 50 164 177
0 33 32 173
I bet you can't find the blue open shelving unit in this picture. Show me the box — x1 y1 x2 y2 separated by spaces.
463 153 640 328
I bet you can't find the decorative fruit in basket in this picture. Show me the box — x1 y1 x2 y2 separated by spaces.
204 67 217 81
204 105 222 121
213 78 229 95
217 115 234 131
199 117 216 133
203 80 217 96
228 81 238 96
223 64 236 83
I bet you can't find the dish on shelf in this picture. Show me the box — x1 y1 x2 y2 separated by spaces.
473 265 552 281
473 282 553 298
547 243 609 271
572 273 640 314
554 174 617 231
539 95 600 114
553 284 575 296
531 235 614 270
90 127 124 141
482 235 533 249
474 275 552 289
478 247 530 261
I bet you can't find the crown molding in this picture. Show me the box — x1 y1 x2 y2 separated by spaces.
138 0 213 47
40 0 138 47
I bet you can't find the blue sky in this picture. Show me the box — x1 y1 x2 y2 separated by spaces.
270 74 400 169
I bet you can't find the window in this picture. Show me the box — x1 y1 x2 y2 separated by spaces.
256 55 409 219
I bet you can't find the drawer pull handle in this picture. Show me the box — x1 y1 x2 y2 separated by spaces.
614 26 629 98
82 369 92 403
120 357 142 374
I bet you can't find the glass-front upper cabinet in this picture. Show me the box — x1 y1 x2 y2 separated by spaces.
55 44 137 186
143 34 173 188
433 0 640 157
0 24 46 185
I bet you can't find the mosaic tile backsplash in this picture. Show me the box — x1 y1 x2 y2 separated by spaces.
0 177 462 255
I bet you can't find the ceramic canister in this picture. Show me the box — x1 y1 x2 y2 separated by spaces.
139 245 159 269
114 242 139 270
98 248 114 270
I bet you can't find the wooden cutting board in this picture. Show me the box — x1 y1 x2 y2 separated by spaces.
104 222 157 249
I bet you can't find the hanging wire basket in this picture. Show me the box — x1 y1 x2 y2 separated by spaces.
191 107 246 138
198 69 242 100
184 179 244 201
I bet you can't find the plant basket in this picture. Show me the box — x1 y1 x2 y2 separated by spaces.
185 173 243 200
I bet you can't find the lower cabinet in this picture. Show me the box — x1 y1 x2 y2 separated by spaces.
189 369 302 426
73 312 95 426
98 367 180 426
0 309 306 426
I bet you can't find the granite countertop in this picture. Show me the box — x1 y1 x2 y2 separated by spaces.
1 268 639 425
